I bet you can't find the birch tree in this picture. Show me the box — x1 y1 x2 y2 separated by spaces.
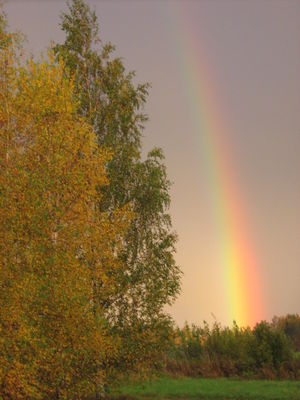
0 18 130 396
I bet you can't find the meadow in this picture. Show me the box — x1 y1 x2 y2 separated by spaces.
109 377 300 400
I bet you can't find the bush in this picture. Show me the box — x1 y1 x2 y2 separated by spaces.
252 321 292 371
165 318 295 379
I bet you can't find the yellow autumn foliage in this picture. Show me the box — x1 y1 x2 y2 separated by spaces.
0 34 130 399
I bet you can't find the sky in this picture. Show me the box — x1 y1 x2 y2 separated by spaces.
4 0 300 327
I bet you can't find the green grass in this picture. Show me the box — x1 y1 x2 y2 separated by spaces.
110 377 300 399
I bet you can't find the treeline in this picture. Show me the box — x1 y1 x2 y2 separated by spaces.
0 1 180 399
164 314 300 380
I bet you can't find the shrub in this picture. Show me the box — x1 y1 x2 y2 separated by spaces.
165 318 295 379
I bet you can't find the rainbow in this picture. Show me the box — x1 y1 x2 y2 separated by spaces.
167 4 264 327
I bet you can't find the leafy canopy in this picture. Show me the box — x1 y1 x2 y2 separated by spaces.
55 0 181 372
0 30 130 397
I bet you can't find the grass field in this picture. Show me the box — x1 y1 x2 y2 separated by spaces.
109 377 300 399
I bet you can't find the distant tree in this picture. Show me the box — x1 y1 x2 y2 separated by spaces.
54 0 181 372
0 24 130 396
252 321 292 371
272 314 300 352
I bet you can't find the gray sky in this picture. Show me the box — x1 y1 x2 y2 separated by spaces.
4 0 300 326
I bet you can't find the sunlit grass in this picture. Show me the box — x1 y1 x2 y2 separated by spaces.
110 377 300 399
